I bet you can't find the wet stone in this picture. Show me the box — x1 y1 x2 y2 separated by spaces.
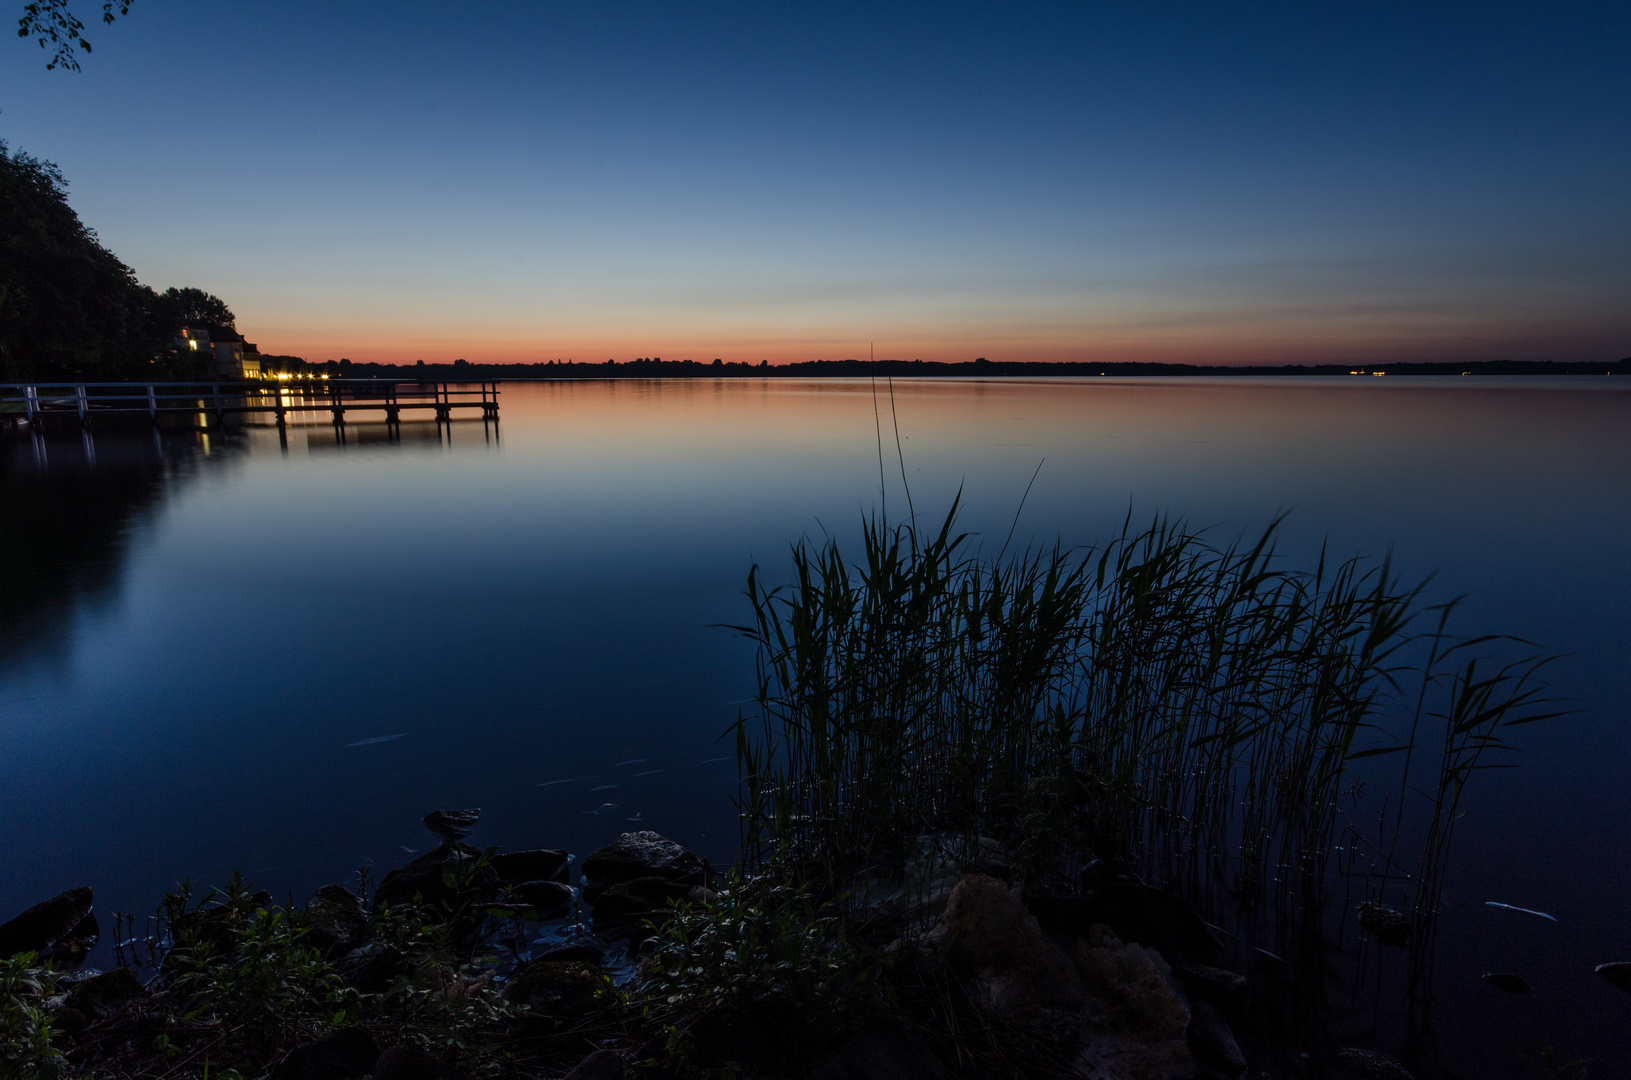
0 886 93 958
1173 963 1249 1014
422 808 481 841
1481 971 1531 994
1186 999 1246 1076
579 830 704 901
1595 961 1631 994
1357 903 1411 948
306 885 368 955
495 879 573 920
491 848 570 884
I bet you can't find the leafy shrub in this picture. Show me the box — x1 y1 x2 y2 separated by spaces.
0 952 66 1080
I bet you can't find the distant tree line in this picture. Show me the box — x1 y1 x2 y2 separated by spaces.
0 140 237 381
327 355 1631 382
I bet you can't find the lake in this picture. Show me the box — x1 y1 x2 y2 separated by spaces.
3 377 1629 1074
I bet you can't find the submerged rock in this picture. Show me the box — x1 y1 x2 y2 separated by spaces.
579 831 705 901
270 1026 380 1080
0 886 93 958
1357 902 1412 948
422 808 481 841
491 848 570 885
1595 961 1631 994
306 885 368 955
1481 971 1531 994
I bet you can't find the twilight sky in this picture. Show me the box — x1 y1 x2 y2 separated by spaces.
2 1 1628 365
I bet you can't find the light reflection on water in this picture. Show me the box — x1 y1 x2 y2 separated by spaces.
2 377 1630 1072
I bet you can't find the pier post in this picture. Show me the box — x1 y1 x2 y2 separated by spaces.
147 384 158 423
76 385 88 425
24 385 37 423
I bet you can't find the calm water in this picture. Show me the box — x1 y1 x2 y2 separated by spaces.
3 378 1629 1074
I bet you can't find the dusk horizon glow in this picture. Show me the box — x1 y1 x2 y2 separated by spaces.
3 1 1627 366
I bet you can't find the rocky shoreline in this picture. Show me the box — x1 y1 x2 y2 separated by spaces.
6 808 1609 1080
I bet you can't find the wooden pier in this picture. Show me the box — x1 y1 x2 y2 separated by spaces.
0 379 499 428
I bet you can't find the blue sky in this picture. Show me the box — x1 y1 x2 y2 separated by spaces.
3 1 1627 364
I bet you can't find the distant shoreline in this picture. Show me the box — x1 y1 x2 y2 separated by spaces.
323 356 1631 381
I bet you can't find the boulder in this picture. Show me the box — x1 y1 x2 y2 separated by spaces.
502 960 603 1017
1031 883 1220 964
65 967 145 1018
925 873 1082 1012
493 880 573 920
422 808 481 841
562 1049 626 1080
1072 923 1195 1080
50 1005 88 1037
491 848 570 885
1186 999 1246 1076
374 1045 465 1080
808 1018 948 1080
306 885 368 955
1356 903 1411 948
270 1027 380 1080
373 842 498 914
590 876 707 931
1594 961 1631 994
1173 963 1249 1015
1481 971 1531 994
579 831 704 901
0 886 93 958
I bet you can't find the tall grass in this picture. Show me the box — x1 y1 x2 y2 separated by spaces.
731 500 1558 1010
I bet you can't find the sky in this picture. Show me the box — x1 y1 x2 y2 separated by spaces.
2 0 1628 366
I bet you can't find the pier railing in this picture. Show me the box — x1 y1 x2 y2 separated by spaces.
0 380 499 426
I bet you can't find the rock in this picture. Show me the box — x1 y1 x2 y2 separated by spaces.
270 1027 380 1080
925 873 1083 1011
808 1018 947 1080
1595 961 1631 994
502 960 603 1017
0 886 93 958
1187 999 1246 1076
1356 903 1411 948
375 1045 464 1080
1031 883 1220 963
373 842 498 915
1073 925 1190 1040
1173 963 1249 1014
66 967 144 1018
51 1005 88 1037
494 880 573 920
1332 1047 1415 1080
339 945 405 994
1481 971 1531 994
562 1048 626 1080
590 876 705 930
491 848 570 885
422 808 481 841
579 831 704 901
306 885 368 955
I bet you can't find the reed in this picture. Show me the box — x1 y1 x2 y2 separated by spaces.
731 500 1558 1010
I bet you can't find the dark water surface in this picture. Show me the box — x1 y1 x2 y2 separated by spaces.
3 378 1629 1075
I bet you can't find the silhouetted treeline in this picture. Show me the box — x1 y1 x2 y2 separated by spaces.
320 355 1631 381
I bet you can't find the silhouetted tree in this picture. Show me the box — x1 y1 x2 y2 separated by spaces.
17 0 132 71
162 287 235 331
